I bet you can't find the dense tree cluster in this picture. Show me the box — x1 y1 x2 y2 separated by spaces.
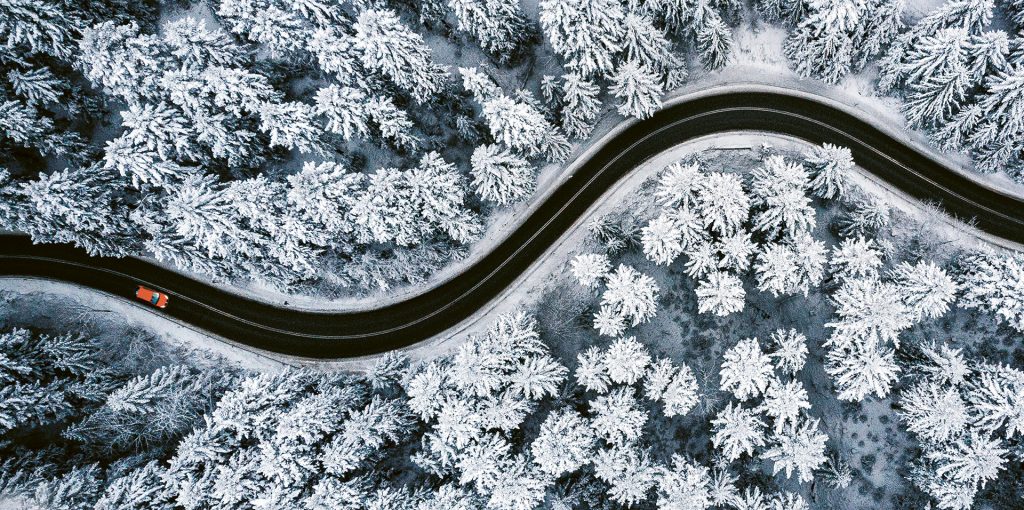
1 312 821 510
538 0 740 121
713 334 829 484
899 343 1023 510
638 149 831 317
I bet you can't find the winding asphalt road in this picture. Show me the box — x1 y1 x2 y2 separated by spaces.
3 89 1024 359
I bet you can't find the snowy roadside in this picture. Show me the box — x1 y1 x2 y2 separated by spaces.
4 130 1005 369
184 66 1024 312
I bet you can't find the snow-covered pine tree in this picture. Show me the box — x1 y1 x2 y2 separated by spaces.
899 380 969 443
838 198 890 237
539 0 625 78
641 213 684 265
829 236 882 280
719 337 775 401
599 264 660 329
761 379 811 432
470 144 535 205
531 408 596 476
570 253 611 288
763 417 828 483
557 72 602 139
748 154 814 239
576 346 613 393
711 402 766 461
826 343 900 401
590 387 648 446
610 61 664 120
958 251 1024 332
448 0 531 63
696 271 746 316
769 329 808 375
890 261 958 320
695 172 750 236
593 445 658 506
803 143 854 200
354 9 448 103
603 336 652 385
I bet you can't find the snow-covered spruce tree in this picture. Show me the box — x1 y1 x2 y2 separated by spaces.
748 154 815 239
719 337 775 401
539 0 625 79
460 67 570 162
645 358 699 417
78 17 306 183
716 231 756 272
829 235 882 281
576 346 613 393
900 380 969 444
68 364 229 452
641 212 685 265
448 0 531 63
763 417 828 483
890 261 958 320
0 328 103 436
594 264 660 334
696 13 733 71
610 60 665 120
803 143 854 200
783 0 863 84
354 9 448 103
958 251 1024 332
470 144 534 205
620 13 680 78
286 160 365 246
553 72 602 139
784 0 904 84
711 402 766 462
351 152 482 247
696 271 746 316
258 100 325 155
313 84 369 142
593 444 659 506
16 165 138 257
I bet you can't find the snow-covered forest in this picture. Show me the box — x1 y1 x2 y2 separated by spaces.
3 143 1023 510
2 0 1022 295
3 0 1024 509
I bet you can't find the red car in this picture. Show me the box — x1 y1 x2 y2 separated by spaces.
135 286 169 309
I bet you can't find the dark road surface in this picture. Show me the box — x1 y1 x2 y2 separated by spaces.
3 90 1023 359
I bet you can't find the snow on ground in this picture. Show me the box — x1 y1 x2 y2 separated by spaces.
4 130 1012 374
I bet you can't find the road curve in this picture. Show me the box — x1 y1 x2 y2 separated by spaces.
3 90 1024 359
